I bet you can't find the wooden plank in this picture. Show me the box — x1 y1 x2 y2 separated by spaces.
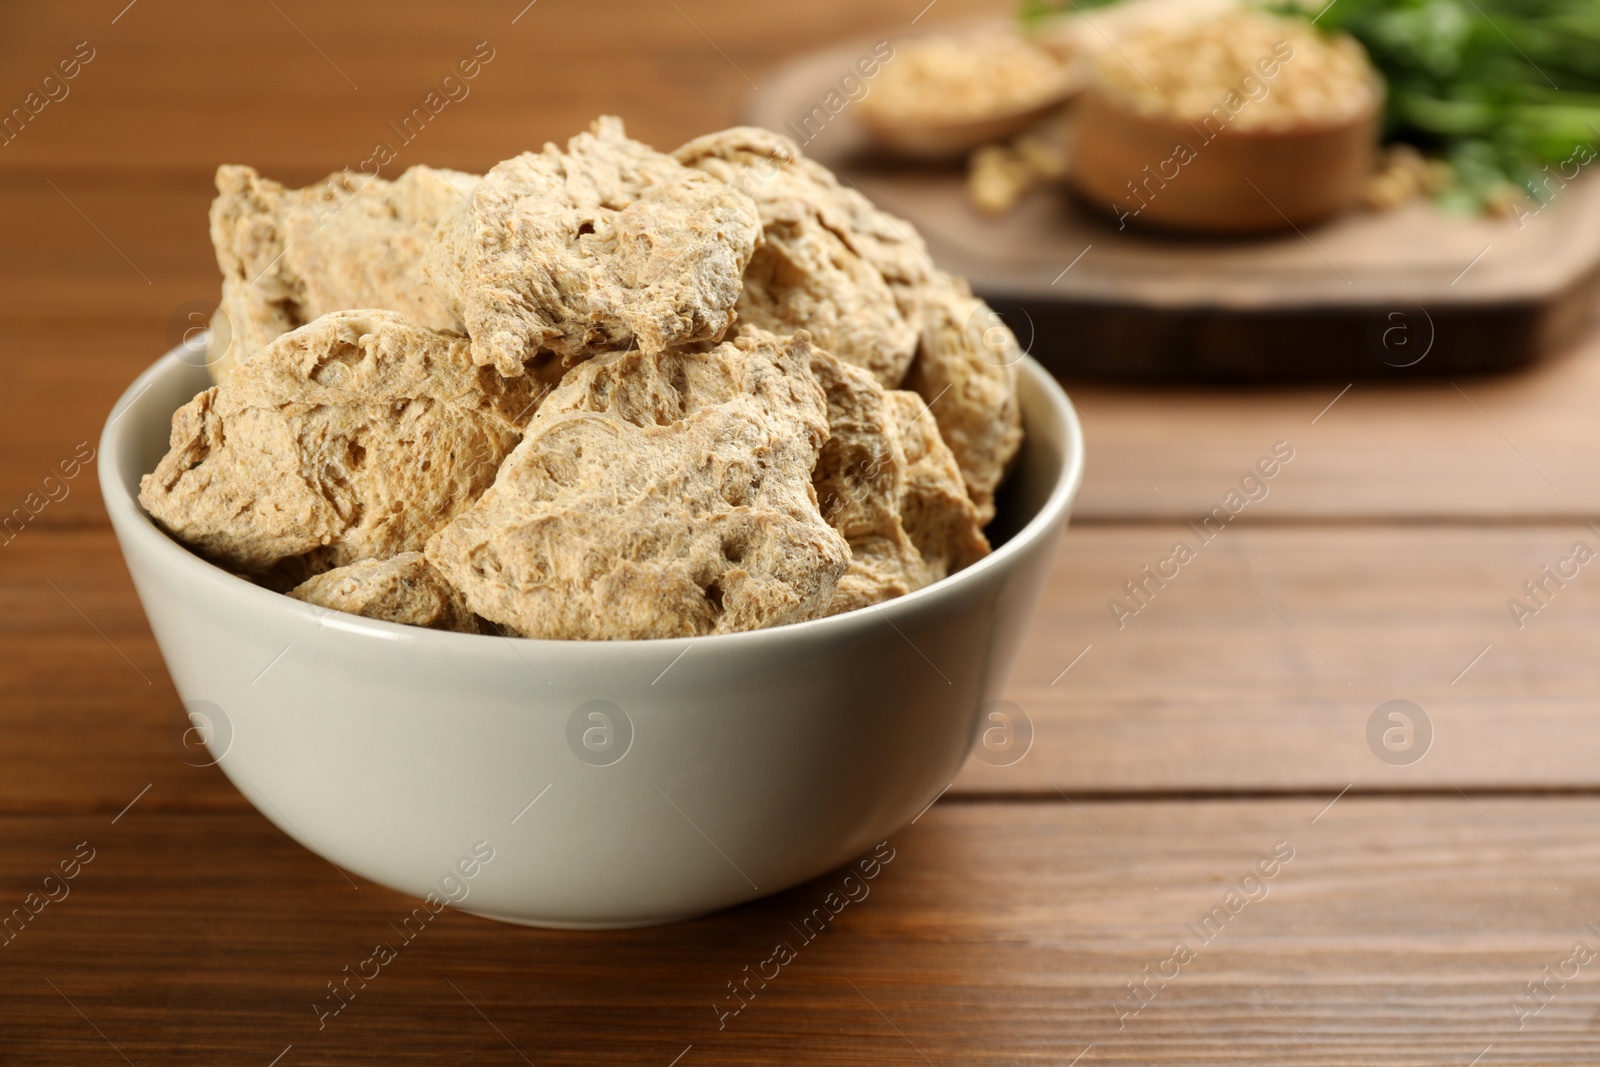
0 528 246 815
959 521 1600 794
0 323 194 531
1064 340 1600 520
8 524 1600 814
1 799 1596 1064
0 0 998 175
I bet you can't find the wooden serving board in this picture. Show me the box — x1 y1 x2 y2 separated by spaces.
746 32 1600 381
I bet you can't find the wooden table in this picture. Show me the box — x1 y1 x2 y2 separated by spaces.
3 1 1598 1062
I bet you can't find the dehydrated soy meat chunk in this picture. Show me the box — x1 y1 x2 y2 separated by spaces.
810 354 989 615
141 310 538 583
288 552 484 633
207 163 478 381
676 127 921 389
426 329 849 639
901 284 1024 524
425 116 762 377
676 127 1023 520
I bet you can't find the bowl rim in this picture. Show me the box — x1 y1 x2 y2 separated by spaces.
100 345 1084 652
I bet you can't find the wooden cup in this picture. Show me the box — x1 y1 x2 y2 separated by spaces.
1069 86 1381 234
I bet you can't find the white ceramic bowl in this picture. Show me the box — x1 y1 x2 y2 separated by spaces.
99 344 1083 928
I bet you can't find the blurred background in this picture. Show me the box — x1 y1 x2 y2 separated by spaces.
3 0 1596 527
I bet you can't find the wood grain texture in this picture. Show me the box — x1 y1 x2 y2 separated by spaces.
3 1 1598 1063
0 0 1000 174
960 523 1600 794
8 524 1600 813
0 528 246 817
1064 337 1600 520
1 799 1597 1065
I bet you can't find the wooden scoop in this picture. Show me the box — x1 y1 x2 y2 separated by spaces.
857 30 1087 163
859 62 1084 162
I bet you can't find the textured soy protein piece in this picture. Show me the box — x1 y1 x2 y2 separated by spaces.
207 163 479 381
288 552 485 633
900 283 1024 524
675 127 920 388
423 116 763 377
425 329 850 639
156 117 1028 637
675 127 1022 519
810 354 989 615
140 310 539 584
